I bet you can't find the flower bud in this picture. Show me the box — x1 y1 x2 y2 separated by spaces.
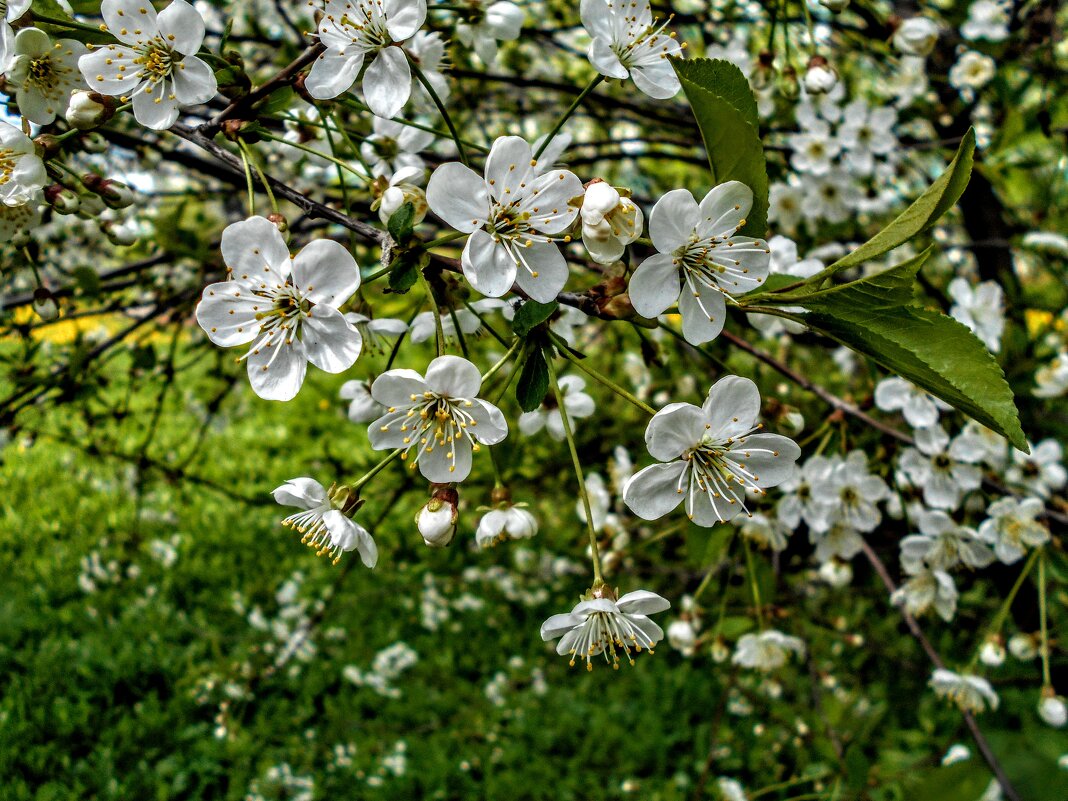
893 17 940 57
803 56 838 95
1008 633 1037 660
710 636 730 663
377 184 428 226
32 288 59 321
44 184 81 215
66 92 114 130
978 638 1006 667
267 212 289 233
416 487 458 548
818 0 850 11
102 221 138 247
1039 692 1067 728
581 180 621 224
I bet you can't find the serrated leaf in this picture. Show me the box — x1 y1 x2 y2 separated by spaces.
516 347 549 412
387 251 423 293
387 202 415 243
671 57 768 238
793 251 1026 451
671 58 759 127
825 129 976 274
512 301 557 338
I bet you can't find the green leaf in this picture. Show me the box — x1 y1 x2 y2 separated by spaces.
907 761 993 801
387 250 425 293
793 250 1027 450
825 129 976 274
512 301 558 338
670 58 758 127
671 57 768 238
516 347 549 412
387 202 416 243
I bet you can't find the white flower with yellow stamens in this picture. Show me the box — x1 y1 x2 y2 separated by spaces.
0 0 31 71
78 0 217 130
367 355 508 482
7 28 88 125
623 376 800 526
580 0 683 99
195 217 363 401
272 477 378 567
628 182 771 344
930 669 999 714
426 135 584 303
540 586 669 671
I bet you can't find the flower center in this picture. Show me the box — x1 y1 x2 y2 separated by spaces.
381 393 482 474
135 39 178 83
0 148 15 187
678 426 774 522
337 2 393 51
567 610 657 671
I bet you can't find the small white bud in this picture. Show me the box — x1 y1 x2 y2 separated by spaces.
979 639 1006 667
803 59 838 95
416 497 457 548
893 17 941 57
66 92 111 130
1040 695 1068 728
667 619 697 656
32 289 59 322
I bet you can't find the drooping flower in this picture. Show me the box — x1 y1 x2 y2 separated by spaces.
425 136 583 302
731 630 805 671
305 0 427 118
580 0 683 99
273 477 378 566
518 374 595 441
977 497 1050 564
930 669 999 713
891 567 958 621
623 376 800 525
628 182 771 344
78 0 217 130
579 181 644 264
416 488 458 548
540 586 670 670
195 217 363 401
7 28 88 125
367 355 508 482
475 503 538 548
0 122 47 207
893 17 940 56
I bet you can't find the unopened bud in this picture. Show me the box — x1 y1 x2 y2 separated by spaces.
32 134 62 158
803 56 838 95
752 51 775 90
66 91 114 130
416 486 458 548
102 221 137 247
892 17 940 57
82 174 135 209
377 185 428 226
45 184 81 215
1039 691 1067 728
32 288 59 321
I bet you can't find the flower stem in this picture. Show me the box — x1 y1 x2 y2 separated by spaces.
550 332 656 415
406 52 469 166
423 231 468 250
351 449 404 493
32 14 103 33
417 270 446 357
547 351 603 585
481 338 522 384
1039 553 1052 687
238 138 279 213
534 74 604 161
968 548 1039 671
743 536 765 628
238 145 255 216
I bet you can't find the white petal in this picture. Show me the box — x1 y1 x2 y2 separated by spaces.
702 375 761 439
305 50 362 100
246 337 308 401
678 280 726 345
291 238 360 307
512 241 568 303
484 135 535 202
630 59 680 99
623 462 688 520
221 216 290 279
303 306 363 373
628 253 680 318
195 280 261 347
171 55 217 104
644 402 705 461
462 228 516 298
696 181 754 238
616 590 671 615
650 188 699 252
132 77 180 130
102 0 158 46
156 0 205 55
424 354 482 397
272 477 328 509
419 436 473 482
362 47 411 119
588 36 629 79
371 368 428 406
426 162 490 232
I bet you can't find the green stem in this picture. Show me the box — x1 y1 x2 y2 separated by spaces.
258 131 369 180
238 138 278 213
1039 554 1052 687
968 548 1039 670
743 536 765 628
423 231 468 250
238 145 255 216
351 449 404 492
406 52 468 166
534 74 604 160
551 332 656 415
446 303 470 359
547 352 603 585
418 270 446 357
32 14 103 33
481 338 522 384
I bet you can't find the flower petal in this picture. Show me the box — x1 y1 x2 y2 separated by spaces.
628 252 680 318
371 368 428 407
462 228 517 298
426 162 490 232
425 354 482 397
702 375 762 439
195 280 261 347
512 241 568 302
645 402 705 461
156 0 204 55
221 216 291 280
362 46 410 119
650 188 698 253
246 337 308 401
696 181 753 238
302 306 363 373
291 238 360 307
622 461 688 520
305 49 362 100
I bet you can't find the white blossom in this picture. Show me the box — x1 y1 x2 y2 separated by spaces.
898 425 983 510
949 51 996 100
874 376 948 429
900 509 994 572
624 376 800 525
305 0 426 118
930 669 999 713
948 277 1004 352
0 122 46 207
540 587 670 670
360 116 433 178
628 182 771 344
426 136 583 302
518 374 595 441
7 28 87 125
1040 695 1068 728
273 477 378 566
580 0 683 99
893 17 940 56
476 504 538 548
961 0 1011 42
732 630 805 671
195 217 362 401
891 567 958 621
1006 439 1066 498
455 1 523 64
977 497 1050 564
79 0 217 130
367 355 508 482
579 181 644 264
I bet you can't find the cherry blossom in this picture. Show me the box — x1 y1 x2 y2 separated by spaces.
580 0 683 99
